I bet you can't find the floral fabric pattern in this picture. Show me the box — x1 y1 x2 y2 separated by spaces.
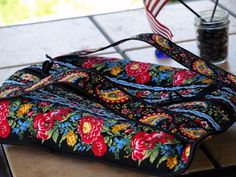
0 96 191 174
0 33 236 176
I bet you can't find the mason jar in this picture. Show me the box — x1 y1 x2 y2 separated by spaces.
194 10 230 64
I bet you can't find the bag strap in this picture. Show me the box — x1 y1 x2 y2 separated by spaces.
55 33 236 88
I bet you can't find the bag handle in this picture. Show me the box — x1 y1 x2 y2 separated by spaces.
55 33 236 88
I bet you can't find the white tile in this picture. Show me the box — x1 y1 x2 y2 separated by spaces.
216 0 236 17
0 17 114 68
94 0 236 50
0 66 26 85
97 52 122 59
125 47 186 69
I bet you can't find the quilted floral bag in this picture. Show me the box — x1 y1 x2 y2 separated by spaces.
0 33 236 176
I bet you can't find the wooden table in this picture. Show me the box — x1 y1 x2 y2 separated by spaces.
0 0 236 176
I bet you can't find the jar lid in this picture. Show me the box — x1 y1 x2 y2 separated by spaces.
194 10 229 29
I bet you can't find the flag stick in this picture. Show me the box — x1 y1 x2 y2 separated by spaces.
210 0 219 22
177 0 206 21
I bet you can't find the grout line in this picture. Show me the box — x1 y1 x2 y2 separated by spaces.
199 144 221 169
0 62 41 70
0 51 120 70
2 146 13 177
0 145 13 177
88 16 130 60
211 0 236 18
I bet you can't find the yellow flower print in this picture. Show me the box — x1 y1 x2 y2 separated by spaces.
16 104 32 117
66 131 77 147
158 66 173 71
111 66 121 76
166 157 178 170
193 60 213 75
128 114 134 119
112 124 130 133
153 35 171 49
202 78 213 84
21 73 40 82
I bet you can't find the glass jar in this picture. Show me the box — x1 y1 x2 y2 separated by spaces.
194 10 230 64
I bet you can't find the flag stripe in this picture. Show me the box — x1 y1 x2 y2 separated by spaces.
153 0 169 17
149 0 160 14
146 9 172 36
146 11 170 38
143 0 173 39
152 0 166 17
146 10 173 39
147 15 171 39
148 0 157 11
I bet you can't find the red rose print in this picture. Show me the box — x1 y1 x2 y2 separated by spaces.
136 91 150 98
38 102 51 107
0 100 11 139
135 72 151 84
36 129 48 140
34 113 53 140
121 108 128 114
132 149 146 161
0 119 11 138
160 91 169 98
125 62 150 77
91 135 107 157
151 131 174 144
34 108 72 140
130 132 156 161
78 116 103 144
195 119 209 129
179 89 192 95
82 58 106 69
0 100 10 120
182 144 191 163
49 108 72 121
173 70 196 86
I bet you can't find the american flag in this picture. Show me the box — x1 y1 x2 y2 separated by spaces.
144 0 173 39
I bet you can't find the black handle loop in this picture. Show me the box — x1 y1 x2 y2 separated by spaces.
54 33 236 88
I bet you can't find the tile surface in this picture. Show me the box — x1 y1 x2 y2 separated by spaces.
3 144 213 177
0 17 114 68
217 0 236 17
94 0 236 50
0 66 27 85
204 123 236 167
